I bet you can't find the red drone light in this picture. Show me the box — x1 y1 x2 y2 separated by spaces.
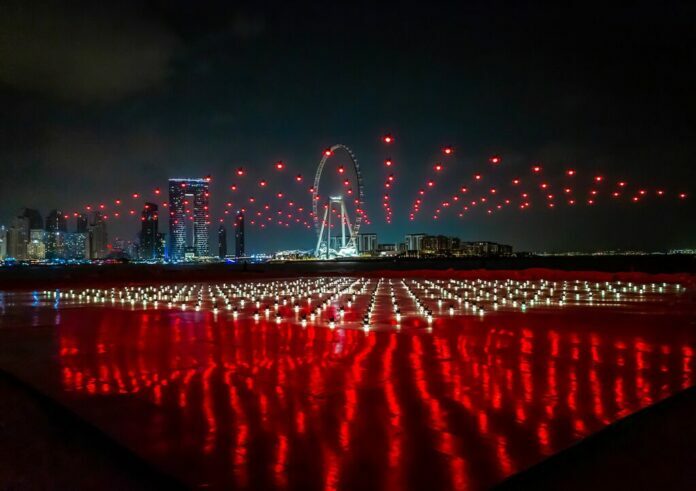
595 176 603 182
275 161 285 170
154 188 161 195
338 165 345 174
259 180 267 187
443 146 453 155
532 165 542 173
383 134 393 144
434 163 443 172
474 174 482 181
295 174 302 182
324 148 333 157
489 155 501 164
236 168 245 176
385 159 393 167
566 169 576 176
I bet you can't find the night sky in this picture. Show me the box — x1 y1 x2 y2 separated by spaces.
1 1 694 253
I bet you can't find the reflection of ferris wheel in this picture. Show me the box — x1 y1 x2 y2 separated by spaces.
313 144 365 258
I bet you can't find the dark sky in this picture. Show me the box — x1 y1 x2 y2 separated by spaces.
1 0 694 253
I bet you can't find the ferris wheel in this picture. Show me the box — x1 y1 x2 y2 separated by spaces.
312 144 365 258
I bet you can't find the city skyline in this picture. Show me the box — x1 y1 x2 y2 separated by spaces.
0 3 694 254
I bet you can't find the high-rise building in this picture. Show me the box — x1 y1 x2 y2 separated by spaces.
7 216 29 261
405 233 426 253
0 226 6 259
45 209 67 233
27 229 46 260
357 233 377 255
21 208 45 260
6 216 29 260
76 213 88 233
139 202 159 260
64 233 89 260
218 224 227 259
88 211 108 259
45 209 67 260
234 211 245 258
168 178 210 260
21 208 43 230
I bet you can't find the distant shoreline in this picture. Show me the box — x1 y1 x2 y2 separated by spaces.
0 255 693 291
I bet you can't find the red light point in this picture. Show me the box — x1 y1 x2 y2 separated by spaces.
434 163 443 172
489 155 501 164
532 165 542 173
324 148 333 157
443 146 453 155
566 169 576 176
275 161 285 170
383 134 393 144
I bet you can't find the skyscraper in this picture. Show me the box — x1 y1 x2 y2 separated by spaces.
218 224 227 259
0 226 6 259
27 229 46 260
139 202 159 260
7 216 29 260
21 208 43 230
88 211 108 259
234 211 245 258
168 178 210 260
45 209 67 233
64 233 89 260
76 213 88 233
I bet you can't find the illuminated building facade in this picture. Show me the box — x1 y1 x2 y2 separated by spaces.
0 226 6 259
64 232 89 260
45 209 67 260
7 216 29 260
88 211 108 259
405 233 426 253
218 224 227 258
139 202 160 260
234 211 244 258
357 233 377 254
27 229 46 260
168 178 210 260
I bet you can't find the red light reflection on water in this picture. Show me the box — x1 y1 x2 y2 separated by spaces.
46 298 696 490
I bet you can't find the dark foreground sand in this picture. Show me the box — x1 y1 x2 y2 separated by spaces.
496 385 696 490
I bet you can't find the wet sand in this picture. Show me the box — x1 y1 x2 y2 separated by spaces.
0 274 694 489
